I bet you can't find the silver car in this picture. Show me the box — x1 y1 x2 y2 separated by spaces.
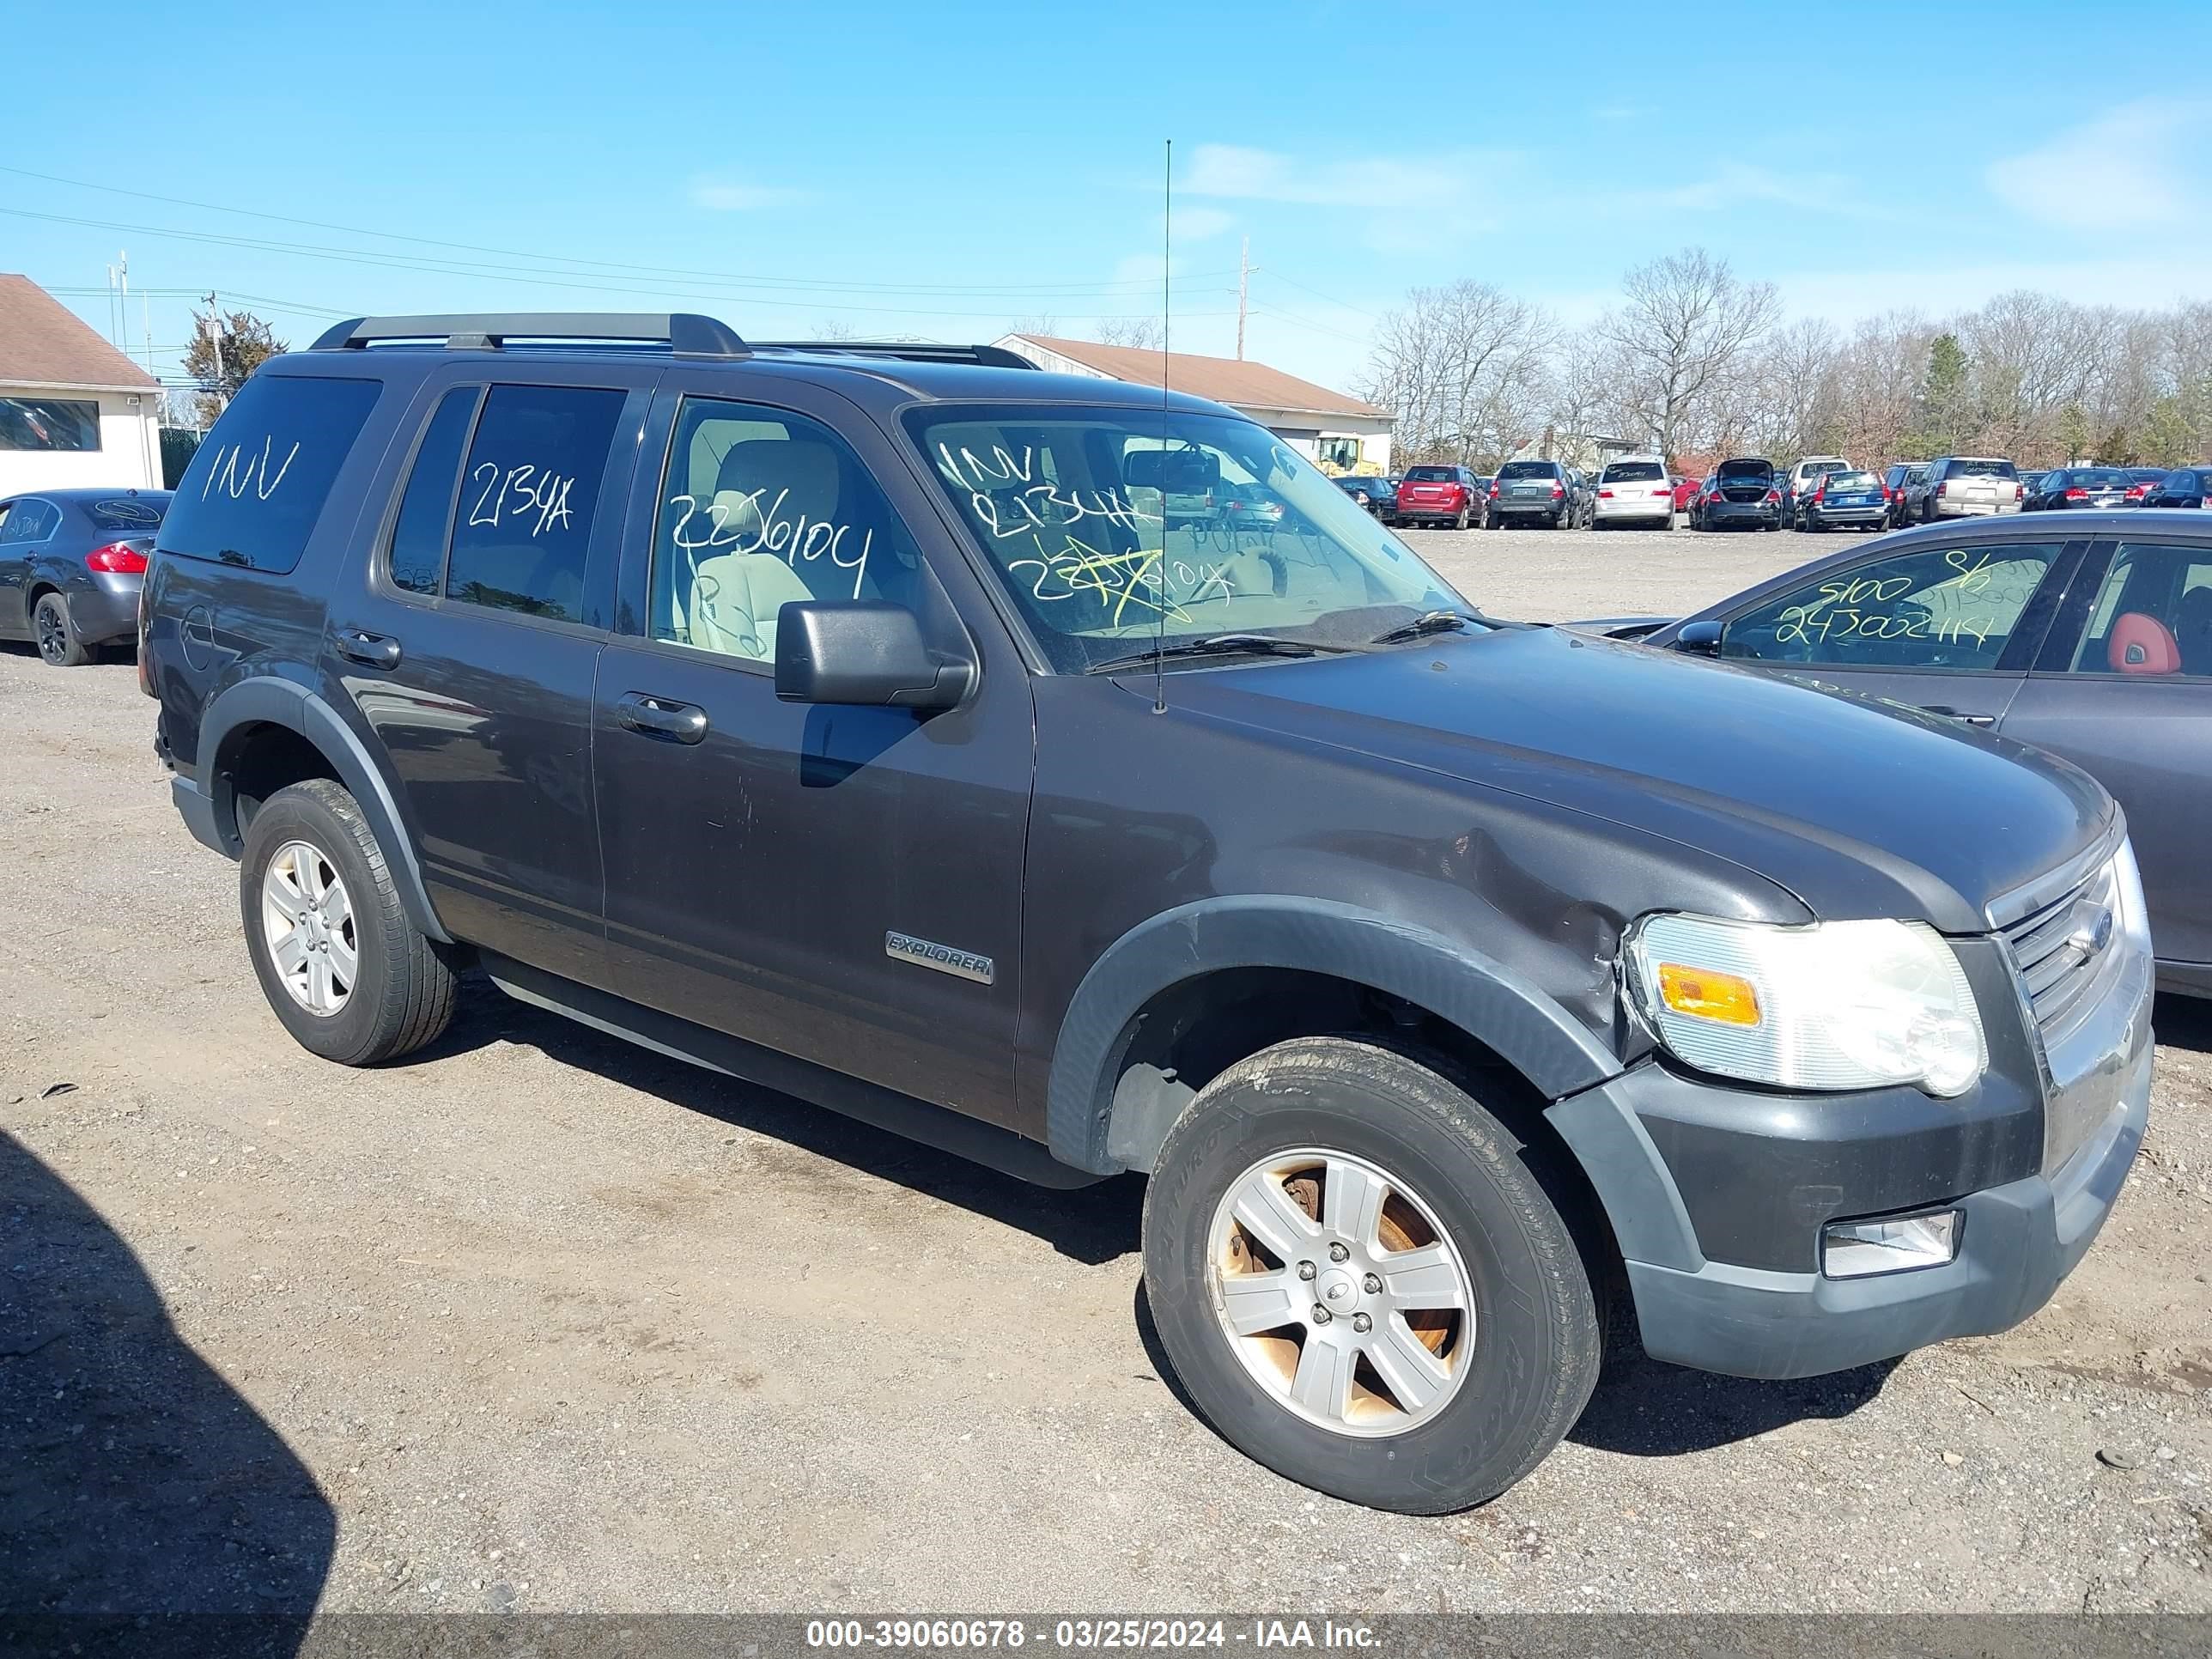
1915 455 2023 520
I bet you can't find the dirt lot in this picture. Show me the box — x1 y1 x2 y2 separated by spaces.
5 526 2211 1619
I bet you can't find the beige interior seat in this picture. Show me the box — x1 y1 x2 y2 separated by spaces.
675 436 844 658
689 552 817 661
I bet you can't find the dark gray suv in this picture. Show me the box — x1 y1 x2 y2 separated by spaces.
143 313 2153 1515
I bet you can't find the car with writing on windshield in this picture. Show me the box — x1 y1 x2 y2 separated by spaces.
1917 455 2023 520
2026 467 2134 512
0 487 172 667
1690 458 1782 531
1392 464 1480 529
1588 513 2208 996
1590 457 1677 529
1799 467 1889 532
141 312 2153 1517
1486 459 1577 529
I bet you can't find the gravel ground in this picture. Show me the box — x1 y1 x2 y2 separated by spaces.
4 529 2211 1620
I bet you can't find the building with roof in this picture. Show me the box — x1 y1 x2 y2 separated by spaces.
0 276 163 495
993 334 1395 475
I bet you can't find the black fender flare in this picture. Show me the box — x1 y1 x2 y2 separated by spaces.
197 676 452 943
1045 896 1624 1175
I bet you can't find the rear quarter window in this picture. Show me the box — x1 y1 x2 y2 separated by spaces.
161 374 381 574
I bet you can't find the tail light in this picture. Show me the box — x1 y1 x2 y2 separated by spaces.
1936 481 1949 496
2015 483 2026 500
1549 483 1564 497
1653 487 1670 496
1765 489 1780 504
1598 488 1615 498
1814 483 1826 501
2063 487 2087 501
86 542 149 574
1487 483 1499 496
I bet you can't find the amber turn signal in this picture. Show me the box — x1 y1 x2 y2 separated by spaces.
1656 962 1762 1026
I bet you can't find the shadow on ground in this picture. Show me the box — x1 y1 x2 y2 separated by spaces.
2155 992 2212 1055
0 1132 332 1654
419 973 1145 1266
1570 1351 1898 1456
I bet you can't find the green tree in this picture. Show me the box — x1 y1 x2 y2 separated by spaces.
2056 404 2092 465
182 306 286 428
1911 332 1970 456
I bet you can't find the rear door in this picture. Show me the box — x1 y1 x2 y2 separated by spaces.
1712 532 2085 724
592 376 1036 1127
2000 534 2212 971
326 366 657 987
0 497 59 635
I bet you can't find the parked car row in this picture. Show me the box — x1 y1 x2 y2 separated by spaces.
0 487 173 665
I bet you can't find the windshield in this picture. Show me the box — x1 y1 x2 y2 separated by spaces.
1495 460 1559 480
1403 465 1457 482
909 404 1468 673
1600 461 1665 483
1716 459 1772 479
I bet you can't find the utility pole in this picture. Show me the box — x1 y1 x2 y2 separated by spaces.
1235 236 1249 362
204 292 225 416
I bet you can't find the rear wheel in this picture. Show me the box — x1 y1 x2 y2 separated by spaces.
240 779 459 1066
1454 503 1470 531
1141 1037 1602 1513
32 594 87 667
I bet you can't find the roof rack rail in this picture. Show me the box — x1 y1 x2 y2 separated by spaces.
308 313 750 358
748 341 1039 370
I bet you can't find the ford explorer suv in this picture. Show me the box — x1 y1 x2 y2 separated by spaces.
143 313 2153 1516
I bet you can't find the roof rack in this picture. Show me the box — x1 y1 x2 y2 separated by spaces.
308 313 750 358
748 341 1039 370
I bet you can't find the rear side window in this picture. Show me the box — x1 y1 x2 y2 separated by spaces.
386 388 480 596
442 385 626 624
161 374 382 573
0 499 60 543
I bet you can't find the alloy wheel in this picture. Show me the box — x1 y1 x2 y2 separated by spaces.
1206 1148 1474 1437
260 840 358 1016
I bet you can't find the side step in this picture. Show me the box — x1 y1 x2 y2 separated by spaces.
480 953 1105 1191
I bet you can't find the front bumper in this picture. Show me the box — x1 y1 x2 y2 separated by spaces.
1547 925 2154 1380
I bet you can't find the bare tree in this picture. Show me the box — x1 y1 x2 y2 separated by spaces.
1093 316 1164 350
1746 318 1842 461
1547 329 1634 451
1360 280 1558 468
1595 248 1778 466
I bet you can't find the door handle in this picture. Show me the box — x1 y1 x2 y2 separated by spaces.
335 629 403 670
1922 705 1996 726
617 691 709 744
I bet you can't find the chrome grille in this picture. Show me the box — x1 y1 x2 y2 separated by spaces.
2002 857 2122 1043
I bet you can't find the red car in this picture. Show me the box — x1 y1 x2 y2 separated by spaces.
1671 475 1701 514
1394 464 1482 529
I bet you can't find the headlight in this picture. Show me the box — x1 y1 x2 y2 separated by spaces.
1626 914 1986 1097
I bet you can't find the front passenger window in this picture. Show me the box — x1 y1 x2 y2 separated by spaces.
649 396 923 665
1722 543 2063 672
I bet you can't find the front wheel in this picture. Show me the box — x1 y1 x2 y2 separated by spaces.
1141 1037 1603 1513
240 779 459 1066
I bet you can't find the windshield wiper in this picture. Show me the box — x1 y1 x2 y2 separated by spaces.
1368 609 1479 644
1084 634 1347 675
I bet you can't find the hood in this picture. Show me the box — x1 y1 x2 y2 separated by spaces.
1154 625 2113 933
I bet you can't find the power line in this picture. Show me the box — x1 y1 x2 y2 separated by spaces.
0 165 1232 298
1260 267 1380 323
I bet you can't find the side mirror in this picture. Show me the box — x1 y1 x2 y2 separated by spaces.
774 601 975 710
1675 619 1723 655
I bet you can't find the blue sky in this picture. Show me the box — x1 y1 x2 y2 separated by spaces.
7 0 2209 396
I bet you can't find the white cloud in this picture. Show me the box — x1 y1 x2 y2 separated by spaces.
1773 257 2211 323
1172 205 1237 242
1988 98 2212 229
687 174 809 211
1621 162 1861 216
1182 142 1510 214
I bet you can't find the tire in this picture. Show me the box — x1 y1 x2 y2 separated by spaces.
1141 1036 1603 1514
239 778 459 1066
1454 504 1470 531
32 592 88 667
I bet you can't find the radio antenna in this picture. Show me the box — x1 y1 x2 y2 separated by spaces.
1152 137 1172 716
